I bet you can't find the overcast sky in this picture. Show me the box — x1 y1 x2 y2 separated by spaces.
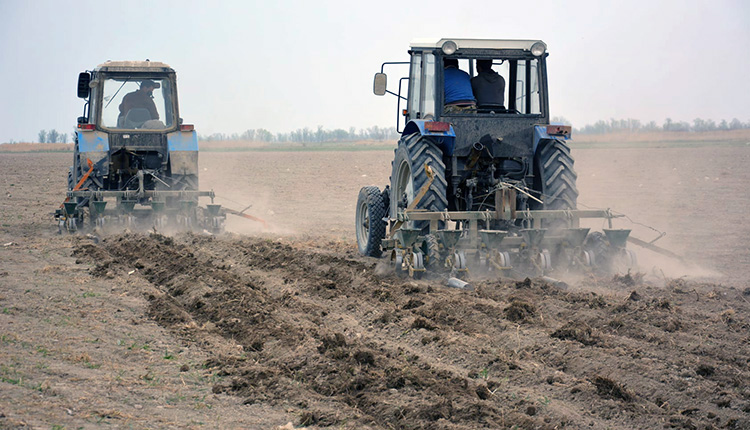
0 0 748 142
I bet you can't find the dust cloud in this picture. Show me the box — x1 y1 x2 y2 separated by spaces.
199 144 749 286
199 149 393 240
574 144 749 286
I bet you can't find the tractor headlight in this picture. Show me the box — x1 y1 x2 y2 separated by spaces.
441 40 457 55
531 41 547 57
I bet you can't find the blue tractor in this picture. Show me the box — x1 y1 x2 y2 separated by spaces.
57 61 224 233
356 39 637 278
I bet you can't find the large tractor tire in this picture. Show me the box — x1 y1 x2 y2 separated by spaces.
390 133 448 231
356 186 387 257
533 139 579 229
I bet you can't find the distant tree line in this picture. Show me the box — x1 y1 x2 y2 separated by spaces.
6 117 749 146
555 117 750 134
199 125 399 143
37 129 71 143
201 119 750 143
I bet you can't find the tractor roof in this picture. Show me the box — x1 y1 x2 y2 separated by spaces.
94 60 174 73
410 38 544 51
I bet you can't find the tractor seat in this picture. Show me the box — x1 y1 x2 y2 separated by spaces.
476 103 507 114
122 108 152 129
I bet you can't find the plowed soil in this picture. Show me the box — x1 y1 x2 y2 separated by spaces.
1 145 749 429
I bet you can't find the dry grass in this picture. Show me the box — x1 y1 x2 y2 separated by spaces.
0 142 73 152
573 129 750 143
200 138 396 150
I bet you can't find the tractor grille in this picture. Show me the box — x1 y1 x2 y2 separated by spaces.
108 133 167 150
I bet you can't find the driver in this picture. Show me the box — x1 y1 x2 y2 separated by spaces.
118 79 160 124
471 60 505 108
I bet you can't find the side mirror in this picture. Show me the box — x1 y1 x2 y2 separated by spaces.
373 73 387 96
77 72 91 99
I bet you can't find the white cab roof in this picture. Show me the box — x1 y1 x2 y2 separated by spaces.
410 38 543 51
94 60 173 71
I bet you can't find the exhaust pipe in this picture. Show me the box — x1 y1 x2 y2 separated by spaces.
467 142 484 169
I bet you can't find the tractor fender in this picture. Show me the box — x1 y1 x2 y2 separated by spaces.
76 130 109 177
402 120 457 156
167 130 199 175
532 125 571 155
167 129 199 152
76 130 109 153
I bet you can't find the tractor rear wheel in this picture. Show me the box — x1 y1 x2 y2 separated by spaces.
533 139 579 229
356 186 386 257
390 133 448 231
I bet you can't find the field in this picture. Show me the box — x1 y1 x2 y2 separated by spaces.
1 142 749 429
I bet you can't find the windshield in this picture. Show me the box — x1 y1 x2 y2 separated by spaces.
441 56 542 116
100 77 175 130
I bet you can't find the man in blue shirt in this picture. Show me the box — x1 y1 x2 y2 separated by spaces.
443 58 476 114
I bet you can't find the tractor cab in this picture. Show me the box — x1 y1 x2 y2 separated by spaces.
374 39 558 158
77 61 179 132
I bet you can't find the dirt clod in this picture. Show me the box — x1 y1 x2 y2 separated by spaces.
504 300 536 322
592 375 634 402
318 333 347 354
411 317 436 330
551 321 600 345
353 350 375 366
613 271 645 286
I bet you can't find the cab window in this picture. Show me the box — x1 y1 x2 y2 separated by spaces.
513 59 541 115
101 78 173 129
407 53 422 120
